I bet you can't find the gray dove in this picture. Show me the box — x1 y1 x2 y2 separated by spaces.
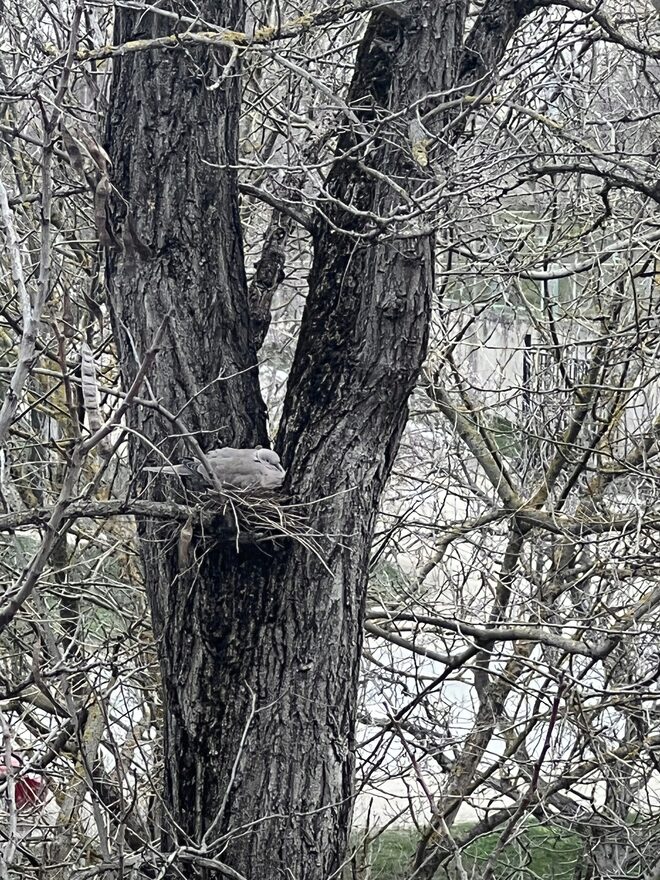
144 447 286 490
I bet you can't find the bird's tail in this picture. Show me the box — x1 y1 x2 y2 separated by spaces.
143 462 197 477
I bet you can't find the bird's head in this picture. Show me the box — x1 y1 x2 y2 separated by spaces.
256 448 285 474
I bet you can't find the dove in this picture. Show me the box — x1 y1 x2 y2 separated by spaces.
144 447 286 490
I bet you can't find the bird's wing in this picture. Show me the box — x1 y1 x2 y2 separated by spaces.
207 448 259 465
219 465 265 488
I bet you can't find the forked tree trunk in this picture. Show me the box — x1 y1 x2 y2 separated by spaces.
105 0 535 876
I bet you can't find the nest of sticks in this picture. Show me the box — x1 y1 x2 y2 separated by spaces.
187 487 331 569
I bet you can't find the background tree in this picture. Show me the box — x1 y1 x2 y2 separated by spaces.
103 0 539 876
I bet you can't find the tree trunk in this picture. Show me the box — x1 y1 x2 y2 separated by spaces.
105 0 535 877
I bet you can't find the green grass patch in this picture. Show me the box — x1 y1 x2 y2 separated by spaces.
360 823 581 879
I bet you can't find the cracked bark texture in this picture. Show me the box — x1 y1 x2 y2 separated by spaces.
105 0 537 876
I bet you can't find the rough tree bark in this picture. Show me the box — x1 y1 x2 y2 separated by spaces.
105 0 537 877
